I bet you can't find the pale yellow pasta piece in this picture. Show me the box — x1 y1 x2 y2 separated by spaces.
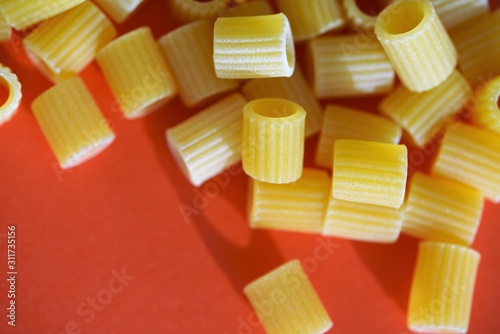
213 13 295 79
158 20 239 108
0 12 11 42
244 260 333 334
97 27 177 119
241 66 321 137
379 70 472 147
248 168 330 234
375 0 457 92
403 172 483 246
168 0 227 24
166 93 247 187
0 65 21 125
306 33 395 99
323 191 403 243
222 0 274 17
31 77 115 169
431 122 500 203
242 98 305 184
408 241 480 333
469 75 500 134
0 0 84 30
93 0 148 23
431 0 489 29
342 0 377 31
23 1 116 82
275 0 345 42
332 139 407 208
450 11 500 86
315 104 402 169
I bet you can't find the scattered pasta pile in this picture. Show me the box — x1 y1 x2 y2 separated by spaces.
1 0 499 333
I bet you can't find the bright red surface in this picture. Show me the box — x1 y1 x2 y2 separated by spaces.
1 1 500 334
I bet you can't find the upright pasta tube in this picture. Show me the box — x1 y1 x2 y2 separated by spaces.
0 65 21 126
0 0 84 30
332 139 408 208
248 168 330 234
431 0 489 29
23 1 116 82
213 13 295 79
306 33 395 99
323 191 404 243
31 77 115 169
166 93 247 187
93 0 148 23
158 20 239 108
275 0 345 42
242 98 305 184
96 27 177 119
469 75 500 134
315 104 402 169
241 67 322 137
375 0 457 92
244 260 333 334
431 122 500 203
450 12 500 86
408 242 480 333
403 172 483 246
379 70 472 147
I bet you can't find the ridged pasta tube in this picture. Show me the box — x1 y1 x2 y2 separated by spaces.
469 75 500 134
342 0 377 31
213 13 295 79
375 0 457 92
222 0 274 17
168 0 227 24
93 0 148 23
431 0 489 29
0 12 11 42
242 98 305 184
0 64 21 126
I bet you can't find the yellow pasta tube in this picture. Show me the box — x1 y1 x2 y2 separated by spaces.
158 20 239 108
166 93 247 187
242 98 305 184
275 0 345 42
323 191 404 243
375 0 457 92
93 0 148 23
469 75 500 134
31 77 115 169
241 67 322 137
332 139 408 208
431 122 500 203
450 11 500 86
248 168 330 234
431 0 489 29
244 260 333 334
379 70 472 147
306 33 395 99
342 0 378 31
168 0 227 24
315 104 402 169
0 65 21 126
0 0 84 30
0 12 11 42
23 1 116 82
222 0 274 17
403 172 483 246
213 13 295 79
408 241 480 333
97 27 177 119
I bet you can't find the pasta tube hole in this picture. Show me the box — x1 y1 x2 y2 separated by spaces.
0 77 9 108
251 99 297 118
356 0 382 16
382 1 425 35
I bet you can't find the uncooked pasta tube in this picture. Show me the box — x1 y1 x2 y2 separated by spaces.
431 0 489 29
222 0 274 17
0 64 21 126
93 0 148 23
469 75 500 134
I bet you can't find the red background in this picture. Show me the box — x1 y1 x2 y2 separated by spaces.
1 1 499 333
